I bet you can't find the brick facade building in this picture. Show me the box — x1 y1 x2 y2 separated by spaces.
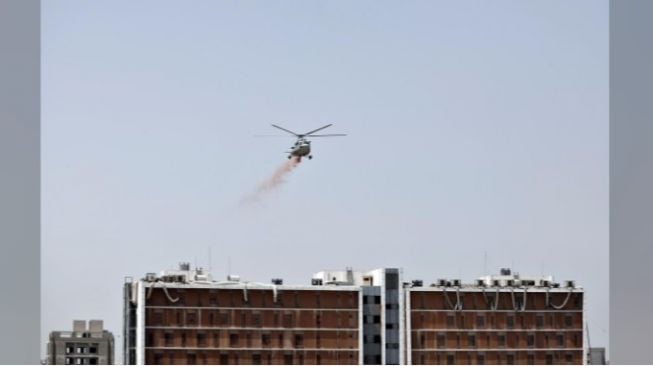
124 266 584 365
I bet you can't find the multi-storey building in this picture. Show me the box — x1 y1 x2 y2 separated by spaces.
124 265 585 365
47 320 115 365
406 269 584 365
124 264 362 365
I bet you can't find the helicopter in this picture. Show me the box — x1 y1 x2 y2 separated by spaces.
270 123 346 161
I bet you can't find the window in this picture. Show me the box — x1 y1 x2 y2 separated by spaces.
477 354 485 365
527 354 535 365
220 354 229 364
252 354 261 365
565 314 573 328
284 355 293 364
252 313 261 327
374 296 381 304
229 333 239 347
536 315 545 328
262 333 271 346
181 333 187 347
447 314 455 328
373 335 381 344
187 311 197 325
557 334 565 347
506 316 514 329
197 333 206 347
294 334 304 348
546 354 554 365
476 315 485 328
468 334 476 347
498 334 506 347
507 354 515 365
565 354 573 364
153 310 163 325
527 334 535 348
283 313 294 328
437 334 445 348
164 333 173 347
447 354 455 365
220 311 230 325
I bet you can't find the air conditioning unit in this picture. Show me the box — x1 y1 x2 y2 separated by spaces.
437 279 448 287
311 278 323 286
506 279 515 287
145 273 157 282
452 279 461 287
271 278 283 285
492 280 501 287
565 280 575 288
227 274 240 282
552 282 560 288
541 280 551 287
412 279 423 287
475 279 485 287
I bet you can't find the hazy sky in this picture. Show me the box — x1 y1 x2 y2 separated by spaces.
42 0 608 359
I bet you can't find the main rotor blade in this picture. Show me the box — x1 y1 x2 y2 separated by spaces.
302 124 333 136
305 134 347 137
253 134 292 137
271 124 300 136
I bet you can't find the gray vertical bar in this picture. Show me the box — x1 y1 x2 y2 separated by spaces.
610 0 653 364
0 0 41 364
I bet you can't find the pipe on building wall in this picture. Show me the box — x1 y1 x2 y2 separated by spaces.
546 288 573 309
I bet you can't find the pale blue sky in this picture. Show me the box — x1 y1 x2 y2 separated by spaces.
42 0 608 359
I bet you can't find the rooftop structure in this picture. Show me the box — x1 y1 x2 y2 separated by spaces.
47 320 114 365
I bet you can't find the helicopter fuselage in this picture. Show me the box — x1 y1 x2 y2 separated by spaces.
289 139 311 158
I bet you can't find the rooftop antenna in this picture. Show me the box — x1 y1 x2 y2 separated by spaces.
208 246 212 274
586 322 591 349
